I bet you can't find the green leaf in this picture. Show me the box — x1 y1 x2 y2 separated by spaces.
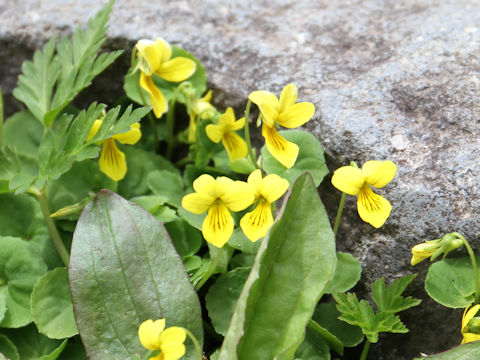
129 196 178 223
0 334 19 360
261 130 329 187
69 190 203 359
1 324 66 359
227 228 261 254
3 111 43 157
206 268 251 336
0 237 47 328
413 341 480 359
425 257 478 308
294 330 330 360
31 268 78 339
57 340 87 360
164 219 202 258
372 274 420 313
218 173 337 360
312 302 364 348
13 0 120 127
324 252 362 294
148 170 184 208
306 320 343 355
229 253 255 270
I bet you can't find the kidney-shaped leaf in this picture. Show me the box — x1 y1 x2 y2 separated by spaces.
69 190 203 359
218 173 337 360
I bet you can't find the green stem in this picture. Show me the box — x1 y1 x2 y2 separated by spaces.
243 100 261 170
35 188 70 266
166 94 177 160
453 232 480 303
0 86 3 147
195 249 223 291
184 329 203 360
360 340 371 360
174 156 193 167
333 192 346 236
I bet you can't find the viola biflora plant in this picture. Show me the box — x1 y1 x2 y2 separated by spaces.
0 1 476 360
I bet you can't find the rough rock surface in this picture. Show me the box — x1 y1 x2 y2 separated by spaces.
1 0 480 358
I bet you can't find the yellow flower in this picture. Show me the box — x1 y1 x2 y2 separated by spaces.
240 170 289 241
188 90 215 143
462 305 480 344
182 174 254 247
205 107 248 161
248 83 315 168
138 319 186 360
87 120 141 181
410 233 464 266
331 160 396 228
136 38 196 118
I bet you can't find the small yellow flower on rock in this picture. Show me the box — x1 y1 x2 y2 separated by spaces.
136 38 196 118
206 107 247 161
248 83 315 168
240 169 289 241
410 233 464 266
138 319 186 360
188 90 216 143
182 174 254 247
462 304 480 344
331 160 396 228
87 120 141 181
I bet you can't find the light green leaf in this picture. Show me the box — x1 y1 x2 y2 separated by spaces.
0 334 19 360
227 228 261 255
324 252 362 294
413 341 480 359
206 268 251 336
164 218 202 258
3 111 43 157
262 130 329 187
425 257 478 308
0 237 47 328
31 268 78 339
148 170 184 208
178 207 204 231
1 324 66 359
229 157 256 175
183 256 202 272
372 274 420 313
69 190 203 359
218 173 337 360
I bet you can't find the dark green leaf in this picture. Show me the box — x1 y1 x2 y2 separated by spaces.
324 252 362 294
306 320 343 355
148 170 184 208
262 130 329 187
0 334 19 360
372 274 420 313
69 190 203 359
31 268 78 339
218 173 337 360
294 330 330 360
0 237 47 327
164 218 202 258
425 257 478 308
229 253 255 270
206 268 251 336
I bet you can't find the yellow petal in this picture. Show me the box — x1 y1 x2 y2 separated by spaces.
231 117 245 131
220 180 254 211
161 343 186 360
240 200 274 242
202 203 234 247
188 114 197 143
277 102 315 128
222 132 248 161
158 326 186 345
138 319 165 350
202 89 213 103
99 139 127 182
361 160 397 188
136 39 161 76
260 174 289 203
181 193 215 214
278 83 298 113
205 124 223 143
462 333 480 344
194 174 227 198
248 91 279 127
86 119 103 141
331 166 365 196
140 73 168 118
155 57 196 82
247 169 263 199
463 305 480 331
262 124 299 169
410 241 440 265
357 186 392 228
219 108 236 127
113 122 141 144
155 38 172 63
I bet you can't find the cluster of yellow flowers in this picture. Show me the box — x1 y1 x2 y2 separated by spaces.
182 170 289 247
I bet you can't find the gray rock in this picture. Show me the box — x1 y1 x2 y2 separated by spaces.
2 0 480 358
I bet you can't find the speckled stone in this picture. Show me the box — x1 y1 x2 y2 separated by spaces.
1 1 480 358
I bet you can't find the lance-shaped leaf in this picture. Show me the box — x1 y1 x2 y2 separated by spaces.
218 173 337 360
69 190 203 359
